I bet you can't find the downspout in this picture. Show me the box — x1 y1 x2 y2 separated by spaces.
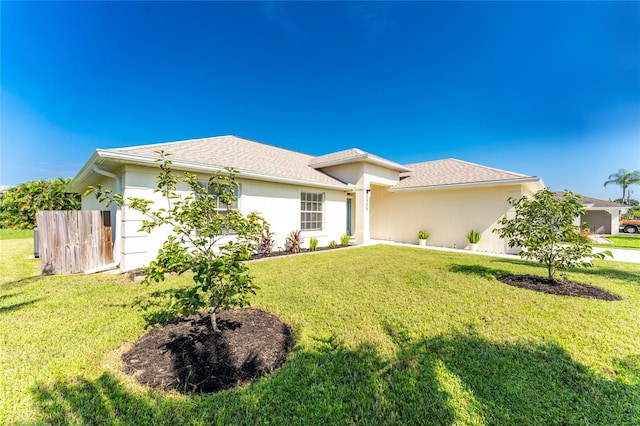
85 164 122 274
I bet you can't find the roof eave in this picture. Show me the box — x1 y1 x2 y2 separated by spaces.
584 206 630 211
71 150 353 193
388 177 543 192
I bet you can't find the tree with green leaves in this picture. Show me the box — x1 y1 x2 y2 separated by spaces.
89 152 269 331
604 169 640 204
494 189 610 281
0 178 81 229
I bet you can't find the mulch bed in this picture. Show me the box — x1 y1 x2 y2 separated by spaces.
249 245 347 261
497 274 621 301
122 308 294 393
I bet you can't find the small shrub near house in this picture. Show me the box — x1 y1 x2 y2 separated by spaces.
286 230 303 253
466 230 481 244
309 237 318 251
259 230 275 256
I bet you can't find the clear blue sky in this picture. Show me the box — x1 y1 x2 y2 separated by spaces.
2 1 639 200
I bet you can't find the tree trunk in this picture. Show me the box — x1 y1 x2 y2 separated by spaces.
210 310 219 332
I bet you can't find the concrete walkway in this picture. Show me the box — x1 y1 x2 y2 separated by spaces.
592 247 640 264
368 239 640 264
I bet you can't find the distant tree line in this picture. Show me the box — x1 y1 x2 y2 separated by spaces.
0 178 81 229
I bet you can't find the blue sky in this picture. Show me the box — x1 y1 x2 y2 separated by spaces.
2 1 639 200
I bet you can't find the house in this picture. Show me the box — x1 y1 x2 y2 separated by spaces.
555 192 628 235
69 135 544 272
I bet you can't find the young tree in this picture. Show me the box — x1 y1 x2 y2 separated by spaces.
494 189 609 281
0 178 81 229
89 152 269 331
604 169 640 204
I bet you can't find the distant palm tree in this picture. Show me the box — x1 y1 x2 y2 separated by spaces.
604 169 640 204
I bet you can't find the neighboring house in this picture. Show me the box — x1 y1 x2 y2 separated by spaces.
69 135 544 272
555 192 628 235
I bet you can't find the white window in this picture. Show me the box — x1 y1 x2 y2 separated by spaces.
301 192 323 231
198 181 239 214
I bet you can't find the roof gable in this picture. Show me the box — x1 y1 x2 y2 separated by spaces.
310 148 412 172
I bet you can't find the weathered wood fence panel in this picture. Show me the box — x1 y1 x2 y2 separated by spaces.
36 210 113 275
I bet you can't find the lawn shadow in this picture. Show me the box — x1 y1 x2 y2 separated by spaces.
0 275 45 291
488 257 640 285
0 297 44 314
418 329 639 425
449 264 511 280
120 287 191 328
31 340 455 424
28 328 639 425
575 265 640 285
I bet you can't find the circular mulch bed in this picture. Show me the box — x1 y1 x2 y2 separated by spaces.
497 274 621 301
122 308 294 393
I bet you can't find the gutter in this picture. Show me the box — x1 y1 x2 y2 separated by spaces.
388 177 543 192
84 164 122 274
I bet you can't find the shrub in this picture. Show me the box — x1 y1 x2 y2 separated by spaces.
418 230 429 240
466 230 481 244
287 230 303 253
0 178 81 229
259 230 275 256
329 240 337 248
309 237 318 251
340 234 351 246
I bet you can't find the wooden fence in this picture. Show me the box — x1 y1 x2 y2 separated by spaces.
36 210 113 275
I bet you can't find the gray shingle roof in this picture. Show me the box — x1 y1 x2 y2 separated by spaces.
392 158 537 190
108 135 349 187
555 192 628 208
93 136 539 192
309 148 367 165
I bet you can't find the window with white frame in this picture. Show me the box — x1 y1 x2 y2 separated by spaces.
198 181 239 214
300 192 324 231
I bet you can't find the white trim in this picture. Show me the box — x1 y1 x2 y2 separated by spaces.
388 177 543 192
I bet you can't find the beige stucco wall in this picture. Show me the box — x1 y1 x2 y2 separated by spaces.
369 184 526 253
83 164 350 271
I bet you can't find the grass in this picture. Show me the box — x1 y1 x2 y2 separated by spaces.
0 228 34 240
603 235 640 249
1 237 639 425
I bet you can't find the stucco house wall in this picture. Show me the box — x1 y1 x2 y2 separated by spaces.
87 163 350 271
238 178 348 250
370 185 526 253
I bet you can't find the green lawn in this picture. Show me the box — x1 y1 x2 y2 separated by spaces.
1 237 639 425
604 235 640 249
0 228 34 240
